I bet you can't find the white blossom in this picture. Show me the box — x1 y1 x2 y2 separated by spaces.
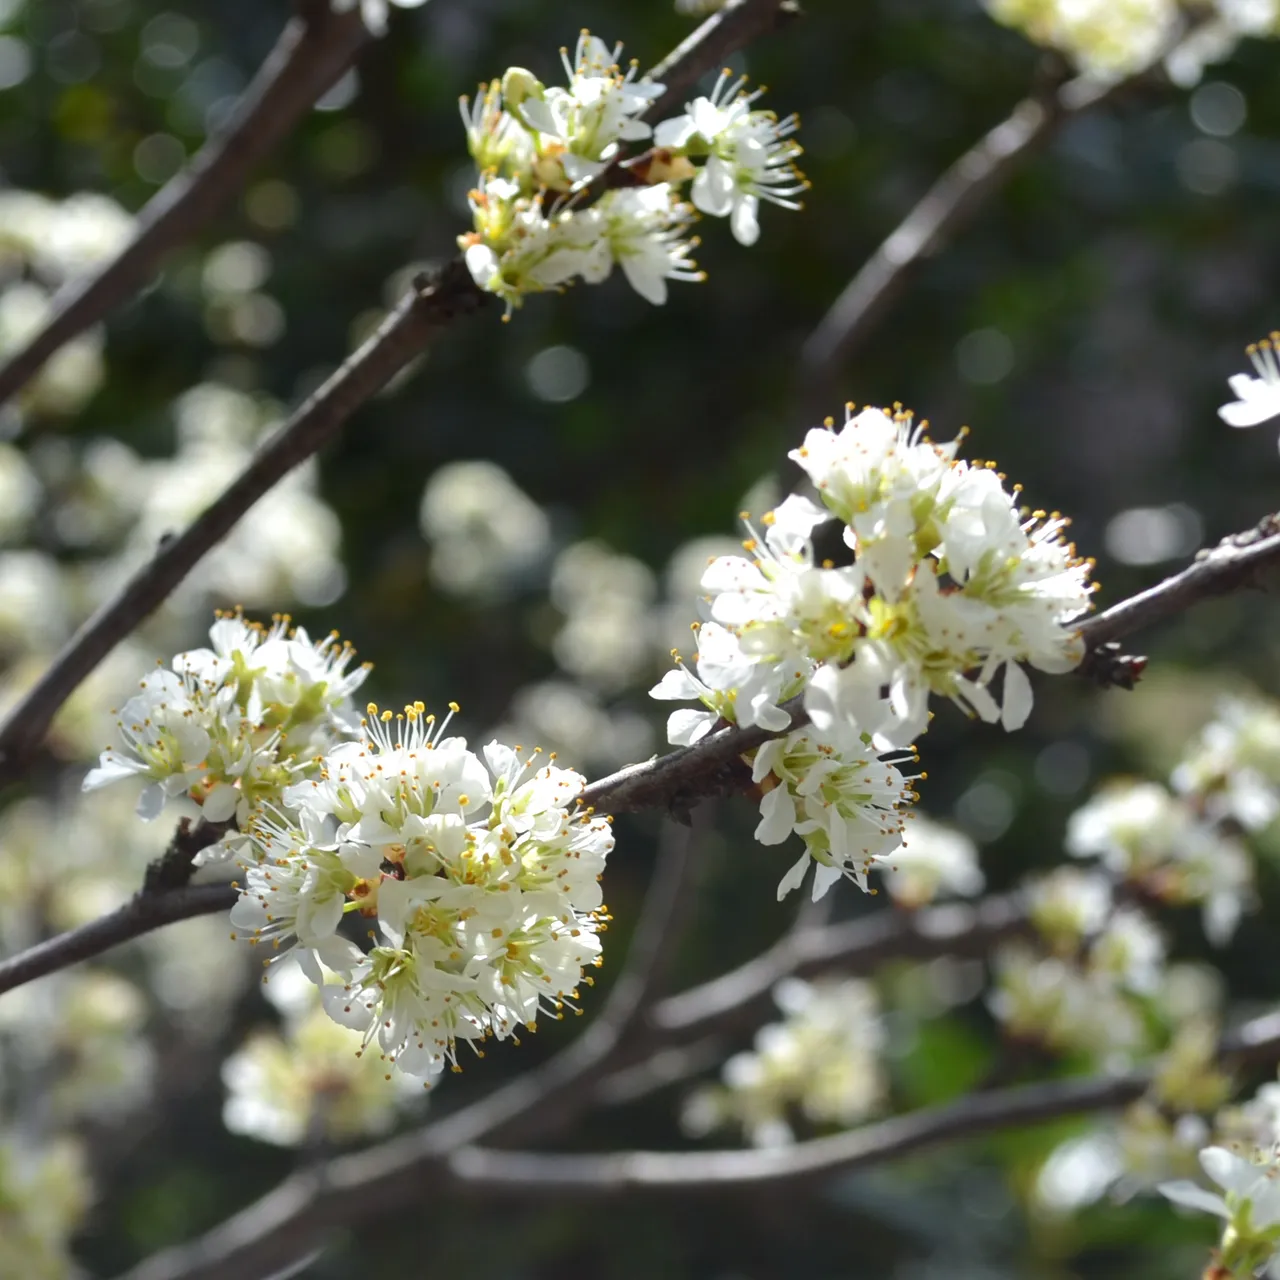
751 727 918 900
237 705 614 1081
880 814 984 905
1161 1146 1280 1276
1221 331 1280 432
456 32 803 313
653 70 808 245
83 613 370 834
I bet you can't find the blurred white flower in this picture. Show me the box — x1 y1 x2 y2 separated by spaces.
0 1137 91 1280
38 192 133 281
682 978 885 1147
419 460 550 598
552 540 657 690
488 679 654 773
1173 695 1280 831
332 0 430 38
0 283 103 419
222 980 421 1148
879 814 983 906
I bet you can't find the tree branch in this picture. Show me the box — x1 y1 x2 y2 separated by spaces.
10 509 1278 1000
1076 513 1280 682
0 260 490 783
0 9 368 409
798 73 1131 394
0 882 233 996
646 891 1029 1044
645 0 799 122
439 1006 1280 1198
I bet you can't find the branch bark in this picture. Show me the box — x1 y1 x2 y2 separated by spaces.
0 883 233 996
0 261 490 783
440 1005 1280 1198
0 9 369 409
798 73 1132 398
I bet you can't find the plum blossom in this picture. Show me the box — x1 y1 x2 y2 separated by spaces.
1220 331 1280 432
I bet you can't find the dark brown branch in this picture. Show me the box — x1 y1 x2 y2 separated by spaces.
1076 513 1280 681
0 261 489 784
0 883 234 996
446 1072 1143 1196
0 9 368 410
799 74 1129 394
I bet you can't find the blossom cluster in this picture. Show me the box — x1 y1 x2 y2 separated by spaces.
84 613 369 846
681 977 885 1148
652 404 1094 898
458 33 805 313
989 866 1184 1062
222 960 421 1146
988 694 1280 1066
86 615 614 1082
982 0 1280 85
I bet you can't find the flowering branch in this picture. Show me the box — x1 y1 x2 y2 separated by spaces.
0 2 802 790
0 7 369 410
798 71 1135 391
4 510 1277 1006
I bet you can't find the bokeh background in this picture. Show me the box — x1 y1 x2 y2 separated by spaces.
3 0 1280 1276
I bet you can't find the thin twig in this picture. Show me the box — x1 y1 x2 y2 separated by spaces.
1076 514 1280 679
647 891 1029 1043
447 1072 1143 1195
645 0 799 122
0 261 489 783
799 74 1130 397
0 9 368 409
0 883 234 996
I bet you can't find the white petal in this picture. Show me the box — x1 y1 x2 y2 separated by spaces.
1219 397 1280 428
667 708 716 746
650 668 703 701
201 782 239 823
755 785 796 845
1001 663 1034 731
620 253 667 306
136 783 167 821
1158 1180 1229 1218
811 862 843 901
1201 1145 1257 1194
776 851 810 900
730 194 760 247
